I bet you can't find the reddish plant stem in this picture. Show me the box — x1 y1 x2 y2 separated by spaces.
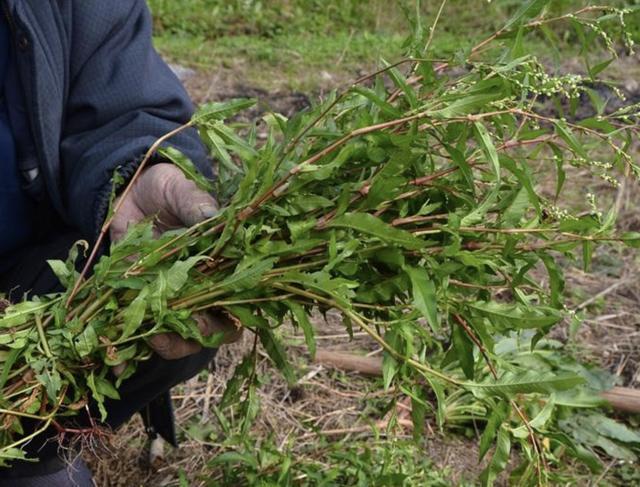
453 314 497 379
66 120 195 306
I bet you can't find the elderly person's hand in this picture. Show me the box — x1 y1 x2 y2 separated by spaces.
110 163 242 360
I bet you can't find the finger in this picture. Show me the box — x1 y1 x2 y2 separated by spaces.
194 312 243 344
109 194 146 243
112 362 127 377
149 332 202 360
132 164 218 230
167 172 219 227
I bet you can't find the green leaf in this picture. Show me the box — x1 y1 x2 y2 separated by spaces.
0 348 21 391
204 128 242 175
502 187 529 227
87 372 108 421
474 122 500 177
480 426 511 487
382 350 398 391
430 93 502 118
219 257 277 292
539 253 564 308
502 0 550 31
0 448 27 462
195 98 256 121
258 328 295 384
469 371 584 397
93 376 120 401
287 301 316 359
385 62 418 108
328 213 424 250
595 437 637 461
167 256 206 294
452 324 474 380
405 267 439 333
159 146 214 192
549 432 602 473
426 381 447 435
149 271 169 317
33 359 63 402
0 301 50 328
554 121 588 159
469 301 563 329
622 232 640 248
220 353 255 409
588 58 614 79
352 86 402 118
460 185 500 227
479 402 510 460
47 260 72 287
74 323 99 357
512 395 555 438
583 415 640 444
444 145 474 193
122 288 149 340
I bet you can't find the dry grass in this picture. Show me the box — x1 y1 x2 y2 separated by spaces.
85 312 491 486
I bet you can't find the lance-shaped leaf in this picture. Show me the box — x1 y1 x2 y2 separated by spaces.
480 426 511 487
258 328 295 384
195 98 256 121
474 122 500 178
286 301 316 358
122 287 149 340
219 257 277 292
502 0 550 31
452 323 475 379
405 266 439 333
159 146 214 192
327 213 424 250
479 402 510 460
554 120 588 159
430 93 502 119
468 301 563 329
468 371 584 397
166 256 207 294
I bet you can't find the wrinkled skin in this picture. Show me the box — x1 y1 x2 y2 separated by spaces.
110 163 242 361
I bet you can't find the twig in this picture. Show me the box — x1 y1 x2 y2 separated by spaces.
575 279 630 312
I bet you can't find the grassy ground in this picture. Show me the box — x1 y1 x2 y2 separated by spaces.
80 2 640 485
149 0 640 92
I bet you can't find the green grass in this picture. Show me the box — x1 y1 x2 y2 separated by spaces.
148 0 640 91
153 31 407 91
148 0 411 90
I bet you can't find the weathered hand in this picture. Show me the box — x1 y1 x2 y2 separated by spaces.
110 163 242 360
110 163 218 240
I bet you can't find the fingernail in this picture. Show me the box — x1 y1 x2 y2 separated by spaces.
199 204 219 219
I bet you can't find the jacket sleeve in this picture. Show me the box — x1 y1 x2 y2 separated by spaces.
59 0 211 238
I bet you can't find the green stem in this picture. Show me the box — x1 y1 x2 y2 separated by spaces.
78 289 115 324
35 315 52 359
271 282 461 386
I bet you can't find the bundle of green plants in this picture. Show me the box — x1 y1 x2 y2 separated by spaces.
1 1 639 483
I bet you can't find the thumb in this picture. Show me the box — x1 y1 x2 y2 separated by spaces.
170 175 219 227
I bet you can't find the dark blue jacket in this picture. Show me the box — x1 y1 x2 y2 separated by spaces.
3 0 210 238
